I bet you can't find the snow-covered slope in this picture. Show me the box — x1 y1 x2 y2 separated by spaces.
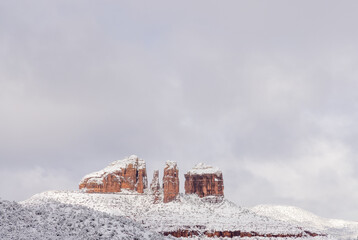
0 197 162 240
21 191 333 239
251 205 358 239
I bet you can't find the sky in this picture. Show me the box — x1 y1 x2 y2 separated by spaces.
1 0 358 221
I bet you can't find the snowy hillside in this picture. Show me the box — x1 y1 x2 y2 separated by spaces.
251 205 358 239
0 197 162 240
21 190 333 239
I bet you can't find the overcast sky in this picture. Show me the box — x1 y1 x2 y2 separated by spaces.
1 0 358 221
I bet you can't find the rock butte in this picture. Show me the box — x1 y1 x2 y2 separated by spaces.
79 155 223 203
77 156 325 238
79 155 148 194
184 163 224 200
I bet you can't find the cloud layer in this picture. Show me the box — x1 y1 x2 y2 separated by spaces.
1 0 358 220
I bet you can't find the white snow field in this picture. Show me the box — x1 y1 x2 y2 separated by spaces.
0 197 163 240
20 190 340 239
251 205 358 240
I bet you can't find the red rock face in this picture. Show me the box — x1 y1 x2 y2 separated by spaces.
163 161 179 203
79 172 123 193
184 173 224 198
150 170 161 203
79 155 148 194
136 168 147 193
161 230 326 238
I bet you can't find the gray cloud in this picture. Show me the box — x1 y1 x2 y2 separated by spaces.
1 0 358 221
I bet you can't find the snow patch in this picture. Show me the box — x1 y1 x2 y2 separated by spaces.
165 160 177 170
186 163 222 176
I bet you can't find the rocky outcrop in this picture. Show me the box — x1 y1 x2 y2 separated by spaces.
184 163 224 198
163 161 179 203
150 170 161 203
79 155 148 193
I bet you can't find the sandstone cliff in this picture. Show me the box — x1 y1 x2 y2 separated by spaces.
163 161 179 203
79 155 148 193
184 163 224 199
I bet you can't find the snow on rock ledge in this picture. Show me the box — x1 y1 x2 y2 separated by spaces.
79 155 148 194
165 160 178 170
185 163 224 199
186 163 222 176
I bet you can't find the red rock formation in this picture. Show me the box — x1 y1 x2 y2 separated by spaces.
79 155 148 193
150 170 161 203
184 163 224 198
163 161 179 203
136 167 147 193
161 230 326 238
150 170 160 192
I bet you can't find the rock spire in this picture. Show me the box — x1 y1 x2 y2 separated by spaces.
163 161 179 203
150 170 161 203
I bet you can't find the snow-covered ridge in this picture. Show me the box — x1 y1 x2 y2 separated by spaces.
22 190 327 238
79 155 146 185
251 204 358 239
186 163 222 176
